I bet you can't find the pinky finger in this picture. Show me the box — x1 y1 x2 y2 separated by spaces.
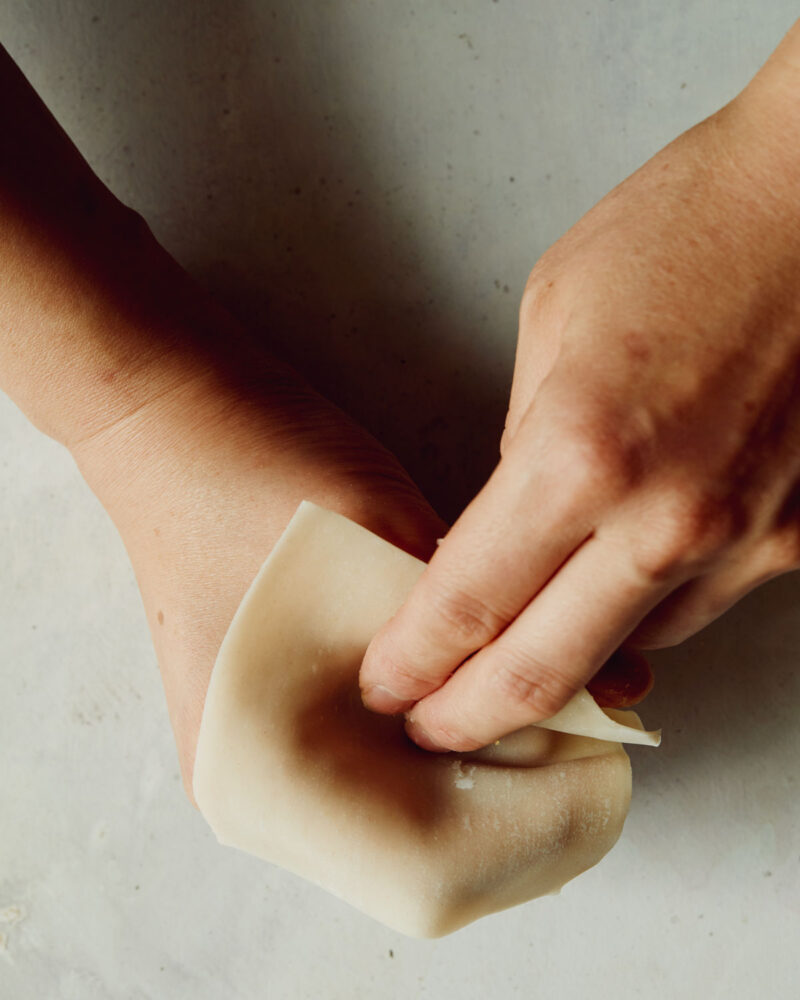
628 534 800 650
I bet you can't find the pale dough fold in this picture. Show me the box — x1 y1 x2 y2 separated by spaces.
193 501 659 937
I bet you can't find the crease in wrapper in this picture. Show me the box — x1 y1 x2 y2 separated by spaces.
193 501 659 937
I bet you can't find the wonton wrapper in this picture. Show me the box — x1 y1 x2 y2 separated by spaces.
193 502 658 937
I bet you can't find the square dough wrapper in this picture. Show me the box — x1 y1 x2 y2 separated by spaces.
193 502 657 937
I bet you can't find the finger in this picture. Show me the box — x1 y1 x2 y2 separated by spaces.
629 534 799 649
404 536 674 752
586 646 654 708
360 417 601 714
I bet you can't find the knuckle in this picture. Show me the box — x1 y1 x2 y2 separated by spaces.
520 256 567 325
557 421 645 501
633 491 738 582
763 526 800 575
630 540 682 585
520 281 547 326
523 255 555 298
492 654 576 720
429 586 508 648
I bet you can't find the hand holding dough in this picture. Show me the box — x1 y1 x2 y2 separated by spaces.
193 502 659 937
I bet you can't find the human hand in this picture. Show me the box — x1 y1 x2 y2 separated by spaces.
0 35 659 793
0 39 447 801
360 49 800 752
74 349 447 802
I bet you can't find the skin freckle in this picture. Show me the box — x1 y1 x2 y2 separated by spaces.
623 332 653 364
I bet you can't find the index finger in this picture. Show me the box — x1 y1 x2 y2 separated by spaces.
359 427 599 714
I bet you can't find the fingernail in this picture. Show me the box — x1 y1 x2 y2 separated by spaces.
405 718 450 753
361 684 415 714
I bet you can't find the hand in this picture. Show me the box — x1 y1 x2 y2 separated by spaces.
0 40 446 801
74 352 447 801
360 57 800 753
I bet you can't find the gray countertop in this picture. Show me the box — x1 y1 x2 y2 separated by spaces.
1 2 798 997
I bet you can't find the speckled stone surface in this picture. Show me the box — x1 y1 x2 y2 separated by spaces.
1 3 798 997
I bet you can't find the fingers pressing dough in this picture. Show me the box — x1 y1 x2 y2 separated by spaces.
192 502 658 937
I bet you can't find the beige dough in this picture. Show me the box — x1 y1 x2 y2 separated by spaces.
193 501 659 937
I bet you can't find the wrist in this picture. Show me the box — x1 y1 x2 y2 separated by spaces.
1 200 251 451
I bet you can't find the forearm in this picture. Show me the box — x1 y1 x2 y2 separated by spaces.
0 44 250 449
